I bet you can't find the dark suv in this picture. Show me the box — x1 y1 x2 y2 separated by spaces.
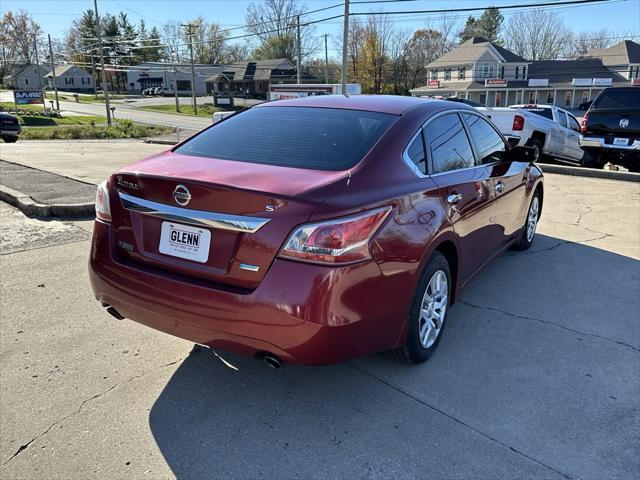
0 112 21 143
579 87 640 169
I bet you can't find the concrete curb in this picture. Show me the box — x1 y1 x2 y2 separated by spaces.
539 163 640 182
144 138 178 145
0 185 95 218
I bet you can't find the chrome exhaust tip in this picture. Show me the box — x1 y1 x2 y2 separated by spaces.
104 305 125 320
263 354 283 369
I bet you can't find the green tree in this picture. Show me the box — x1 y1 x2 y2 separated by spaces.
476 7 504 43
458 16 478 43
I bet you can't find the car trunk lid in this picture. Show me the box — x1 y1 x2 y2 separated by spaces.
109 151 349 290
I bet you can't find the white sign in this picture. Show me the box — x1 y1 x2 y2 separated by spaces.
572 78 592 86
528 79 548 87
592 78 612 86
269 91 309 101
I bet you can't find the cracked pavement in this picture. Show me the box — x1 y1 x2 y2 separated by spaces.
0 173 638 479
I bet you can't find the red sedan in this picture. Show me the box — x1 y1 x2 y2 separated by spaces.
89 95 543 366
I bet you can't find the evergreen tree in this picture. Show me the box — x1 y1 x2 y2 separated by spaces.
458 16 478 43
476 7 504 43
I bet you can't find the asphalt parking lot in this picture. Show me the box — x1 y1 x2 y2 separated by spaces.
0 172 638 479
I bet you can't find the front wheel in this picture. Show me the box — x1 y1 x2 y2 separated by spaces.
386 252 451 364
527 140 542 162
513 192 541 251
580 149 602 169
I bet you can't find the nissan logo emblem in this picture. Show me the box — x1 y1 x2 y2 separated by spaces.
172 184 191 207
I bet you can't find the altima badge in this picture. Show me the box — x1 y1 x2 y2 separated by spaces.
173 184 192 206
619 119 629 128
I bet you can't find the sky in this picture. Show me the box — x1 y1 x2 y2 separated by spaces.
2 0 639 59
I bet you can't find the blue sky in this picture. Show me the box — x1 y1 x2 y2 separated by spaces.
3 0 639 59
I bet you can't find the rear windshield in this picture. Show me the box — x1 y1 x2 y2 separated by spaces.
592 89 640 109
515 107 554 120
175 106 397 171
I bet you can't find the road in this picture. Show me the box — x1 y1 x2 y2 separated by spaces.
0 170 638 479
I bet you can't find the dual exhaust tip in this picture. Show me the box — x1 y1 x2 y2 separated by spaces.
102 304 284 369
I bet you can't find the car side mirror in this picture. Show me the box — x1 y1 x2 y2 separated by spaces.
506 146 536 162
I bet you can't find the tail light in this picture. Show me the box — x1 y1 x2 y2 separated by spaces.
95 180 111 223
279 207 392 265
512 115 525 131
580 112 589 133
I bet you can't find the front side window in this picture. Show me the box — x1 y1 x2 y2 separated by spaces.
565 91 572 107
461 113 507 164
568 115 581 132
176 106 397 171
405 131 427 174
425 113 474 174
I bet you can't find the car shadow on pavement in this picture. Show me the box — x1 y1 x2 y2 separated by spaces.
148 234 640 480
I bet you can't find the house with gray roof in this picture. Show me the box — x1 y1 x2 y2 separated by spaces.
411 37 638 108
44 65 94 93
587 40 640 82
2 64 48 90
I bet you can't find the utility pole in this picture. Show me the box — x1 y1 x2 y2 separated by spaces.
341 0 349 94
94 0 112 126
296 15 302 84
91 54 98 99
183 23 197 116
33 34 46 112
47 34 59 111
324 33 329 84
172 50 180 113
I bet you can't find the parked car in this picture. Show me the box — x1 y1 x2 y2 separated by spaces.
212 111 235 124
153 87 163 95
89 96 543 366
159 87 175 97
0 112 21 143
479 104 586 165
579 87 640 170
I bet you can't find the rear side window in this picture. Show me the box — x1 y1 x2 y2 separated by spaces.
517 107 554 120
425 113 474 174
592 89 640 109
405 131 427 174
461 113 507 164
175 106 397 171
558 112 567 127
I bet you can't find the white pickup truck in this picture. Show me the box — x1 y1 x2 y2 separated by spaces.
479 104 586 164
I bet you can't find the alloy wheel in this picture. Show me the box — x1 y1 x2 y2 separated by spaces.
418 270 448 349
527 196 539 242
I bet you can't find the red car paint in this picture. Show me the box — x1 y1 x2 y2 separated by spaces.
89 95 543 365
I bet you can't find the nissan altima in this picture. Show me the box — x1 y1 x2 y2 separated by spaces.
89 95 543 366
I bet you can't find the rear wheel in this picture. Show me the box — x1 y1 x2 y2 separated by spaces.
513 192 540 251
2 136 18 143
527 139 542 162
580 149 601 169
386 252 451 364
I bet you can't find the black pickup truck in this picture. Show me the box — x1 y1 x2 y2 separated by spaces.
579 87 639 170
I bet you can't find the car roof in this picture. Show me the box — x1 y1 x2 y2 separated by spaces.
257 94 442 115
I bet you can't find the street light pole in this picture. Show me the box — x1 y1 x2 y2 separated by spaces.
47 34 59 111
93 0 112 126
324 33 329 84
341 0 349 95
172 50 180 113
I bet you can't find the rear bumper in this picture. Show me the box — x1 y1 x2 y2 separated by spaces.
0 128 20 136
579 136 640 151
88 221 409 365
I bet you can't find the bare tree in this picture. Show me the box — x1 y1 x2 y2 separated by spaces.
568 29 617 58
245 0 317 61
503 9 572 60
162 20 184 62
0 10 43 65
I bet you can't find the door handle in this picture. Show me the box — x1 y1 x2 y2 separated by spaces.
447 193 463 205
494 181 504 193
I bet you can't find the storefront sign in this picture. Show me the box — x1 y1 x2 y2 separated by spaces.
572 78 592 86
428 80 440 89
632 78 640 86
485 79 507 87
14 90 44 105
528 79 548 87
592 78 612 86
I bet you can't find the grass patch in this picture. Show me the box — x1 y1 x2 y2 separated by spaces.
45 92 127 103
0 102 46 113
20 119 172 140
19 115 106 127
138 103 237 117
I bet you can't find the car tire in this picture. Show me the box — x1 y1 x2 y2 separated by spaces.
527 140 542 162
513 191 541 251
580 149 601 169
386 251 451 364
2 136 18 143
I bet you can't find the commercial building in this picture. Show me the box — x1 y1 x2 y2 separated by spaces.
205 59 317 99
410 38 640 108
125 62 225 95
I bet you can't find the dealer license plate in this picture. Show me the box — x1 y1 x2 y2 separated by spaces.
613 137 629 146
159 222 211 263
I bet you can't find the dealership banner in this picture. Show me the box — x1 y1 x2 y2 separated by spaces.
14 90 44 105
